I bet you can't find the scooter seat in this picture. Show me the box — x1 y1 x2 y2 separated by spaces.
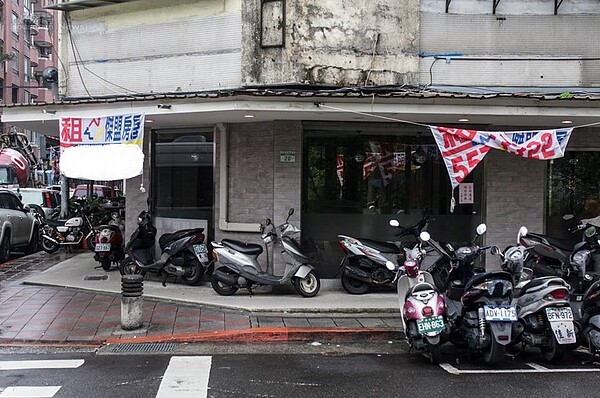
97 224 121 233
464 271 512 292
159 228 204 249
527 232 578 251
405 282 437 300
222 239 263 255
356 238 401 253
519 276 569 296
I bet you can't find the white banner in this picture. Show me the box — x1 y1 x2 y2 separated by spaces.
59 113 145 180
430 126 573 189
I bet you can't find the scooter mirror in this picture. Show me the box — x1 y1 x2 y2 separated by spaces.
389 219 400 227
419 231 430 242
517 226 528 242
288 208 294 216
476 223 487 235
562 214 574 221
490 245 501 255
265 218 272 226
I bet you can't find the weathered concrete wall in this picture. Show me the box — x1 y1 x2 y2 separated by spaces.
66 0 242 97
242 0 420 86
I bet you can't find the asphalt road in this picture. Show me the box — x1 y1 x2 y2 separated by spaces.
0 343 597 398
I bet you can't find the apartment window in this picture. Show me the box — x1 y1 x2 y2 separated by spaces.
11 49 18 74
24 90 31 103
39 46 51 58
11 85 18 103
24 57 30 83
11 13 18 37
0 79 4 102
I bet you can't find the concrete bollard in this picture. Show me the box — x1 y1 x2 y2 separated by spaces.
121 274 144 331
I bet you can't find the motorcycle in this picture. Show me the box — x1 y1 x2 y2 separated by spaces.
209 208 321 297
497 244 577 363
337 214 431 294
397 231 447 364
580 280 600 363
119 210 210 286
426 224 516 365
40 208 96 253
93 211 125 271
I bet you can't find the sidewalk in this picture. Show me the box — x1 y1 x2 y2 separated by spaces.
0 251 403 346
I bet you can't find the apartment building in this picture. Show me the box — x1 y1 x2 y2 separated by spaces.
2 0 600 275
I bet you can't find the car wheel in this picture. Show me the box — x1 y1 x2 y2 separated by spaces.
25 226 41 255
0 232 11 263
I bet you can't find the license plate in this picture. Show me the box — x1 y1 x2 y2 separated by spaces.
545 307 574 322
416 315 445 334
484 305 517 321
95 243 111 252
193 244 208 260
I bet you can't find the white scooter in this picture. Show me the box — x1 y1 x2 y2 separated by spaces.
210 208 321 297
397 231 447 364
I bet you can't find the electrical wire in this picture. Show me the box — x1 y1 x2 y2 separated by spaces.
65 15 93 99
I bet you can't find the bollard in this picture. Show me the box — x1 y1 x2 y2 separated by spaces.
121 274 144 330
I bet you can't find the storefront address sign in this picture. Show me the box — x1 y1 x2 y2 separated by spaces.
280 150 296 162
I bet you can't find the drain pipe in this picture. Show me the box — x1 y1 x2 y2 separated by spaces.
218 124 261 233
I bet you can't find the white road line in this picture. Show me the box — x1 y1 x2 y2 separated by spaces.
156 356 212 398
440 362 600 375
0 386 61 397
0 360 84 370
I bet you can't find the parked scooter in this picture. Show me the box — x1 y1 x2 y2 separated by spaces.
210 208 321 297
426 224 516 365
397 231 447 364
40 208 96 253
579 280 600 363
497 244 577 363
93 212 125 271
337 214 431 294
119 210 210 286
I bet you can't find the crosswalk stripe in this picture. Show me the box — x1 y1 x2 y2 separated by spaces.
156 356 212 398
0 360 84 370
0 386 61 397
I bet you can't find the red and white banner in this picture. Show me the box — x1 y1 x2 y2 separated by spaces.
430 126 573 189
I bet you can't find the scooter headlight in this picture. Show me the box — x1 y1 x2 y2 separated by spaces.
571 250 590 269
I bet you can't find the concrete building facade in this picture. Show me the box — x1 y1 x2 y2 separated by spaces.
2 0 600 275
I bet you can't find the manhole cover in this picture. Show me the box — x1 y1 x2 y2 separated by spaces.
112 343 176 353
84 275 109 281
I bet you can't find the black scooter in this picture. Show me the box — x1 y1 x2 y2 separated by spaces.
119 210 210 286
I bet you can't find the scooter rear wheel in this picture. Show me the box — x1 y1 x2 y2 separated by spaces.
119 257 146 277
41 236 59 253
211 268 239 296
483 339 506 365
341 272 370 295
429 343 442 365
293 271 320 297
542 334 566 363
100 256 112 271
181 259 204 286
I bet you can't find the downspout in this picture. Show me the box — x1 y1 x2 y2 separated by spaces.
218 124 261 232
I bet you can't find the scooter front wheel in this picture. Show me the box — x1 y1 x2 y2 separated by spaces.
119 257 146 277
293 271 320 297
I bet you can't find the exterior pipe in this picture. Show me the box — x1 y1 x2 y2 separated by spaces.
218 124 261 233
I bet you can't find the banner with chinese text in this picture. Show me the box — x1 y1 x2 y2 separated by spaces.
430 126 573 189
59 113 145 180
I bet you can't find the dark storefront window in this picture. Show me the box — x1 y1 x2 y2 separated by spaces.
546 151 600 238
302 123 484 277
151 128 214 220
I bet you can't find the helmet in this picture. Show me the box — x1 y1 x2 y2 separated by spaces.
404 259 419 278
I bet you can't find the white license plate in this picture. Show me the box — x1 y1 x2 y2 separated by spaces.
545 307 574 322
95 243 111 252
484 305 517 321
416 315 445 334
193 244 208 260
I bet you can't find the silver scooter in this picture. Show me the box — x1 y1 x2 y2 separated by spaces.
209 209 321 297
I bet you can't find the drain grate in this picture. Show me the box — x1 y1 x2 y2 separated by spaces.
112 342 176 353
84 275 108 281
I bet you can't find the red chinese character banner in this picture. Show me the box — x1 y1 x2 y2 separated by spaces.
59 113 145 180
430 126 573 189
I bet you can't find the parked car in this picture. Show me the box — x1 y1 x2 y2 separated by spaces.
72 184 123 200
0 189 41 262
14 188 61 218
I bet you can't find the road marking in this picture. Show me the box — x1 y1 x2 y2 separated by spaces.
0 360 84 370
156 356 212 398
440 362 600 375
0 386 61 397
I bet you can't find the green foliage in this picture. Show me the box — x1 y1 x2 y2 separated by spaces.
558 92 574 99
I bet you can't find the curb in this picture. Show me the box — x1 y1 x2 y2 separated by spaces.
104 327 405 345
